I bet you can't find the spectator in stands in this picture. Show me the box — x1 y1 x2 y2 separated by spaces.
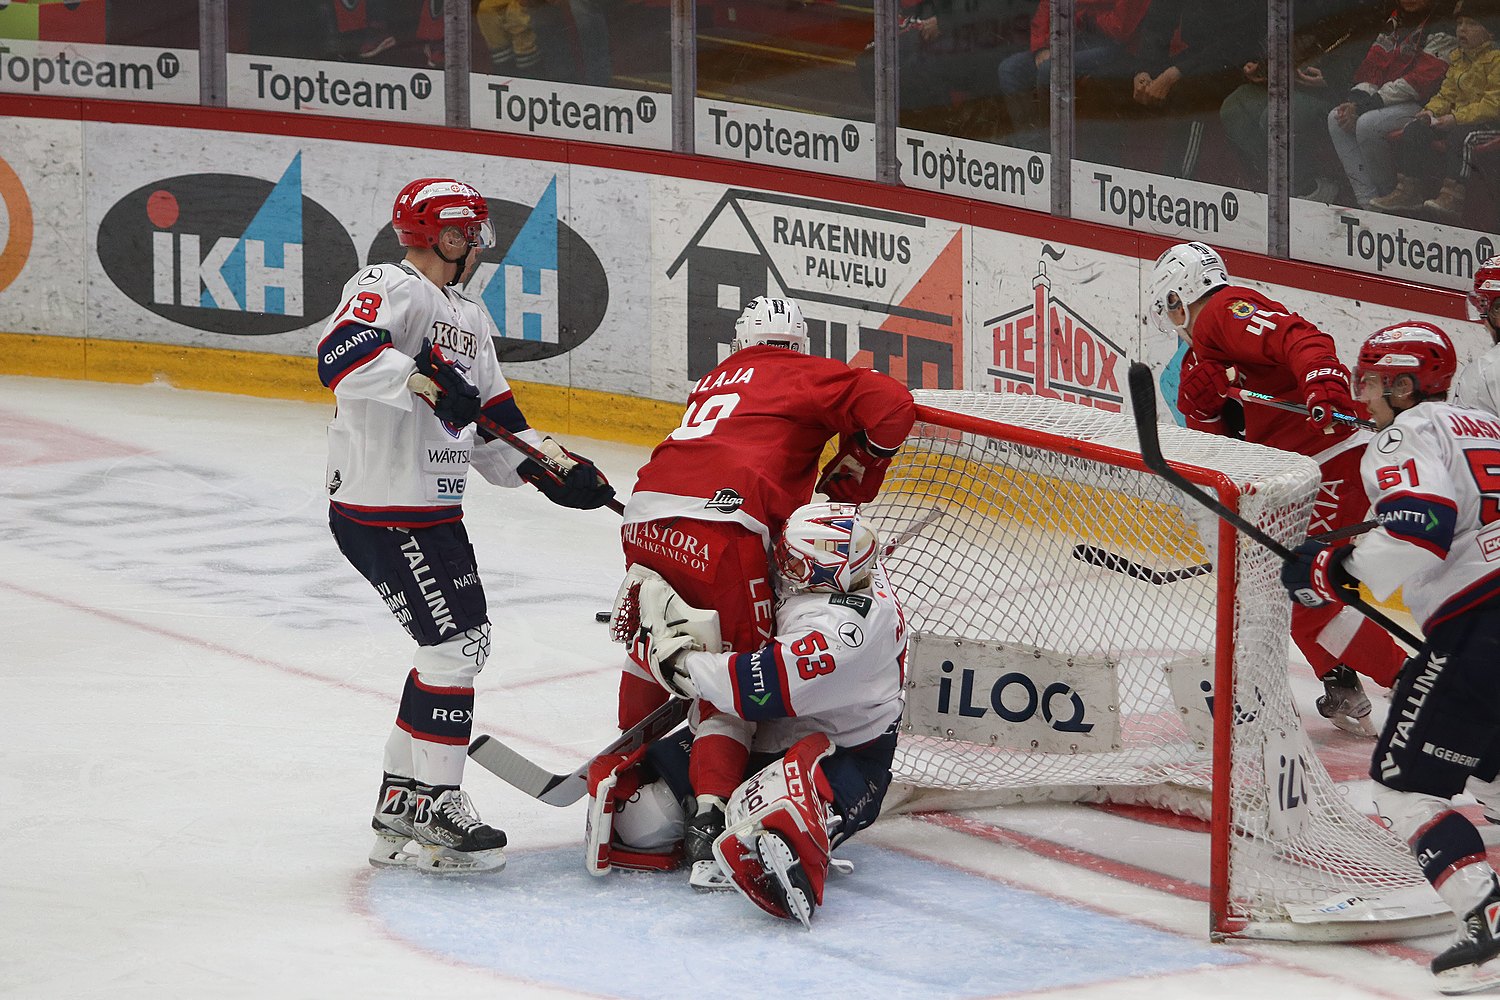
861 0 1024 139
1219 0 1383 199
995 0 1150 150
1370 0 1500 218
477 0 544 75
1077 0 1265 179
1326 0 1456 208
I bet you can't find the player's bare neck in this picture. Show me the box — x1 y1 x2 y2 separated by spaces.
404 250 456 289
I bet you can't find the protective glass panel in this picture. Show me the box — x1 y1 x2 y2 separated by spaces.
1069 0 1270 252
0 0 199 104
897 0 1052 212
695 0 877 178
469 0 672 149
226 0 446 124
1289 0 1500 290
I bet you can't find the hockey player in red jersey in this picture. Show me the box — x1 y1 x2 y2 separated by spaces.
318 178 614 874
611 296 915 887
1148 241 1408 736
1282 322 1500 994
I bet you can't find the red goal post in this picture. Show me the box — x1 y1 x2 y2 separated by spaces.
865 390 1449 941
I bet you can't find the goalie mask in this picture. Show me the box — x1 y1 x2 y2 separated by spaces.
773 502 878 594
1147 242 1229 339
732 296 809 353
1355 321 1457 398
392 178 497 251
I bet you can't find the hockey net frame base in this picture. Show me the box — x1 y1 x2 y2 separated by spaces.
864 391 1449 942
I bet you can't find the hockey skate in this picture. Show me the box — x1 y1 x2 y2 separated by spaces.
1316 664 1374 737
1432 884 1500 995
411 785 508 875
756 830 818 929
369 772 419 868
685 799 731 891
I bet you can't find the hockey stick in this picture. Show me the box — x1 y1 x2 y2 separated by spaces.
468 697 689 807
882 506 943 556
472 412 627 516
1071 544 1212 584
1128 362 1421 650
1071 519 1380 586
1227 386 1375 430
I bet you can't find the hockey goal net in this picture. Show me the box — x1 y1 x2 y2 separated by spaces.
863 390 1446 941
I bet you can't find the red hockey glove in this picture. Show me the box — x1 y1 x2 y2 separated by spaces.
816 431 899 504
1302 366 1354 429
1280 540 1357 608
1177 352 1232 425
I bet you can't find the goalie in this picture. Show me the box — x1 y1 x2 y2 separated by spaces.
588 503 907 928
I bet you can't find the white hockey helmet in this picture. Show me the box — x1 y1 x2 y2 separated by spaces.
731 296 809 353
773 502 879 594
1147 242 1229 339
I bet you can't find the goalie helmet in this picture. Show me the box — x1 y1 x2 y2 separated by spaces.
1355 321 1457 397
1147 242 1230 338
773 502 878 594
392 178 496 250
1470 255 1500 326
731 296 809 353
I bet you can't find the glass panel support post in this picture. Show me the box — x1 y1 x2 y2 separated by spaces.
199 0 226 107
1267 0 1291 257
671 0 696 153
1049 0 1074 217
874 0 899 185
445 0 472 128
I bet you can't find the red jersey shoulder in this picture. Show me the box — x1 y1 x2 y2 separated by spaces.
1199 286 1302 340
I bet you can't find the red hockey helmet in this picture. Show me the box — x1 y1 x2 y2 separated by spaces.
1355 321 1457 397
1470 255 1500 323
391 178 495 250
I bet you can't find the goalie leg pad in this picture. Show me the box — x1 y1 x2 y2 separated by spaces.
712 733 836 925
585 745 685 875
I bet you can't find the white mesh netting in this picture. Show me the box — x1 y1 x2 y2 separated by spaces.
867 390 1442 939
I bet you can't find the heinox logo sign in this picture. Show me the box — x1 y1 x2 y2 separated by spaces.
97 152 357 335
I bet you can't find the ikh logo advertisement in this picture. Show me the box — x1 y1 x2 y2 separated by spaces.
96 153 358 335
665 188 962 387
367 177 608 362
985 248 1126 411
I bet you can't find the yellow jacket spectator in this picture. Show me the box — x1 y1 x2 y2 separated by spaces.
1372 0 1500 220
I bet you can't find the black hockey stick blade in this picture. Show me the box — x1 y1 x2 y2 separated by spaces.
1127 362 1421 651
468 697 690 807
1071 543 1211 585
1072 519 1376 587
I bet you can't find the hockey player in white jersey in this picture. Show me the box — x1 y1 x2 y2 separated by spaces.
318 177 615 874
1454 255 1500 417
586 502 906 926
1281 321 1500 994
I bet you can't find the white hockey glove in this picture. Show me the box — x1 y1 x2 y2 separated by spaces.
614 566 721 699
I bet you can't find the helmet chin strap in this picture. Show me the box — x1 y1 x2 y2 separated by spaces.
434 242 468 287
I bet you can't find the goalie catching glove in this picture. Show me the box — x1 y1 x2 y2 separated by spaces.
616 567 721 698
816 431 900 504
1281 540 1358 608
517 436 616 510
408 339 481 428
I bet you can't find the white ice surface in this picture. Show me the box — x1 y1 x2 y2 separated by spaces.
0 376 1477 999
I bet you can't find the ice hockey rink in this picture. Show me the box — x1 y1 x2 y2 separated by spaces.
3 374 1491 1000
